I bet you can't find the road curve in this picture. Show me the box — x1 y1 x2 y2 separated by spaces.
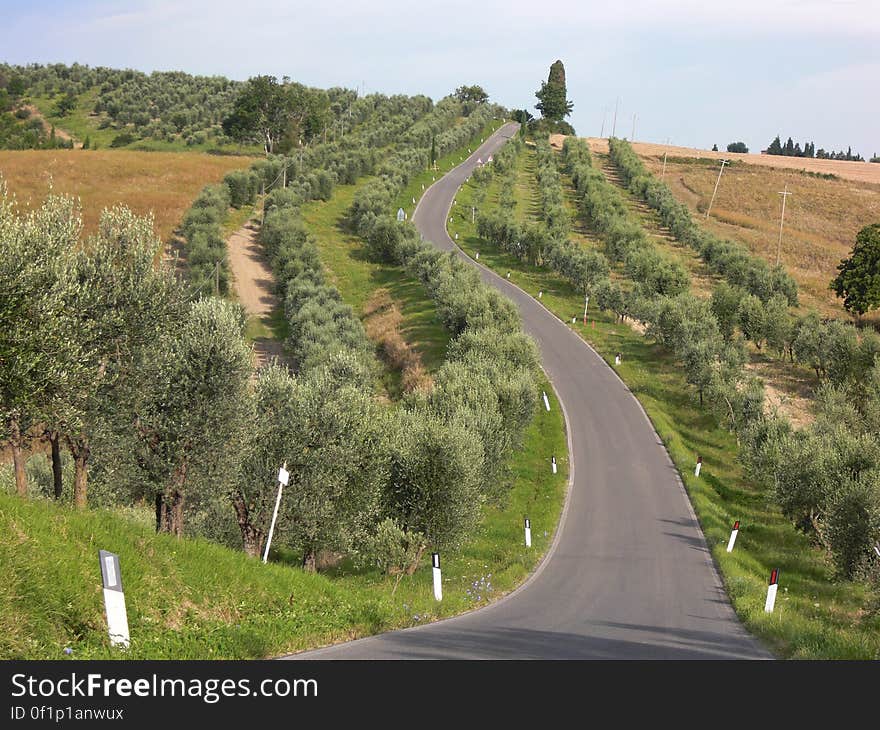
288 123 769 659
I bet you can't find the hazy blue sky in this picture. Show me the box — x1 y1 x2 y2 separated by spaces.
3 0 878 155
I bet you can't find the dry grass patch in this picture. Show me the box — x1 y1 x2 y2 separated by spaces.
363 289 432 394
0 149 252 242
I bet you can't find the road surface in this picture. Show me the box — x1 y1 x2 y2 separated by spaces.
287 123 768 659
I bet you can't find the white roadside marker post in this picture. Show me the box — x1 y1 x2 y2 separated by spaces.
694 456 702 478
524 518 532 548
614 353 621 366
432 553 443 601
551 456 557 474
262 463 289 564
412 196 416 204
726 520 740 553
538 291 543 299
475 252 480 260
99 550 130 648
455 233 458 240
542 391 550 411
764 569 780 613
506 272 511 279
874 543 880 559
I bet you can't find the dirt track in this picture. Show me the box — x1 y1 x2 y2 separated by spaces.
227 218 287 368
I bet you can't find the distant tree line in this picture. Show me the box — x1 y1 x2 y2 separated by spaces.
766 135 864 161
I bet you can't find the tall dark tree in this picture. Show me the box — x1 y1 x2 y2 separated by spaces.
767 135 783 155
831 223 880 318
535 60 573 121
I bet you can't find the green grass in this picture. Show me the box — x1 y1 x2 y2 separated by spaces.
301 182 450 388
28 89 117 148
0 373 567 659
452 170 880 659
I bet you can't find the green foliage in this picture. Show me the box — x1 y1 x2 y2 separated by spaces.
134 298 253 536
767 133 861 161
824 476 880 579
831 223 880 317
727 142 748 153
361 518 426 579
737 293 766 349
384 410 484 550
534 60 573 122
222 76 330 154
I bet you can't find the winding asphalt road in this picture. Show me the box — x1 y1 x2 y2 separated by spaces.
288 123 768 659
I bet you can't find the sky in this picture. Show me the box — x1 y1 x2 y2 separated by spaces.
2 0 878 156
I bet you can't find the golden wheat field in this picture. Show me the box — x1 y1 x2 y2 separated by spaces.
0 150 253 242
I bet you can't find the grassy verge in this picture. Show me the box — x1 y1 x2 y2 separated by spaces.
452 171 880 659
301 182 450 388
0 372 566 659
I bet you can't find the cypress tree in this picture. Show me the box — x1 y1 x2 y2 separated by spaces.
535 60 573 122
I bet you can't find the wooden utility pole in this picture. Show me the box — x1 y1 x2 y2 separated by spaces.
705 159 730 219
776 184 793 266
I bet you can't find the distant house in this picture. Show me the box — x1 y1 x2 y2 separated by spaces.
760 150 768 155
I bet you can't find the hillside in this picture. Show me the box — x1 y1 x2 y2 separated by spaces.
0 149 252 241
576 137 880 321
0 368 566 660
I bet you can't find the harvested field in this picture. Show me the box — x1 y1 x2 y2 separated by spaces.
0 150 252 242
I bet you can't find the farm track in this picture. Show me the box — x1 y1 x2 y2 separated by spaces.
226 216 287 369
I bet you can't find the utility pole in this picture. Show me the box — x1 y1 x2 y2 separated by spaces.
705 159 730 219
600 108 607 138
611 97 619 137
661 138 671 180
631 113 637 141
776 184 792 266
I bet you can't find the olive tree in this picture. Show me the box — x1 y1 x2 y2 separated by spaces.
135 297 252 536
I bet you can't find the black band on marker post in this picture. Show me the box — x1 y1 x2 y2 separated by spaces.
432 553 440 569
